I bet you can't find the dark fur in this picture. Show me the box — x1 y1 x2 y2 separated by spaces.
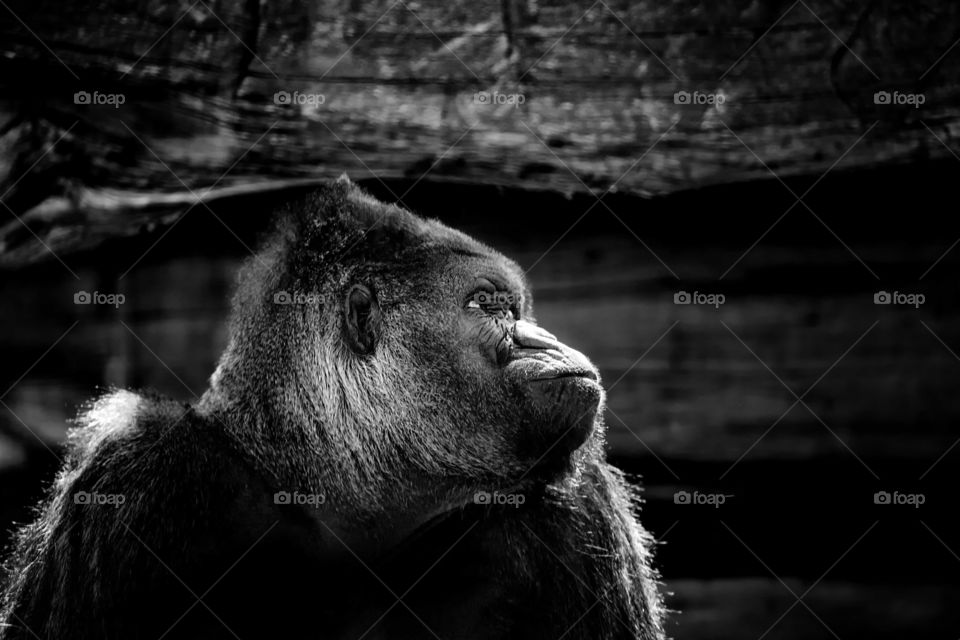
0 178 665 639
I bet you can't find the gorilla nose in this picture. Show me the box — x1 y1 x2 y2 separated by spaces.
513 320 559 350
511 321 600 383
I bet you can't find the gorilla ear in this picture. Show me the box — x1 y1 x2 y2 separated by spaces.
344 284 381 355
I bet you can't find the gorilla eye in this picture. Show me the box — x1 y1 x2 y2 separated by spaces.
466 288 521 320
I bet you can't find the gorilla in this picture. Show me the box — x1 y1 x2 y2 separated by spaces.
0 177 665 639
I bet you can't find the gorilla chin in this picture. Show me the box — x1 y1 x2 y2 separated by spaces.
530 374 601 442
517 371 604 481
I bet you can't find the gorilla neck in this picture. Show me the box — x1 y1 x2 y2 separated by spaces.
197 373 455 555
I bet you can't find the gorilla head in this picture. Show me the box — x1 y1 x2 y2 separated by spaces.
199 176 606 544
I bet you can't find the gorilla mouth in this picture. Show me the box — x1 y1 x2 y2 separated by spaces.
530 368 599 383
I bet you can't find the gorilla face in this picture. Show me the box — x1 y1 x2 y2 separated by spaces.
454 269 604 468
338 215 607 491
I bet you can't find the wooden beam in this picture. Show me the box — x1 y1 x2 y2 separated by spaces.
0 0 958 264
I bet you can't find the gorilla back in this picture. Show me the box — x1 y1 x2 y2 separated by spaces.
0 177 665 640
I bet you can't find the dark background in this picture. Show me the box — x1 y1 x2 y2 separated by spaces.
2 0 960 638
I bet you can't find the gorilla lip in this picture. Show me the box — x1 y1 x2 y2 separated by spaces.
530 369 599 383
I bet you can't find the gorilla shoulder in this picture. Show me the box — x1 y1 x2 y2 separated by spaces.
62 389 222 492
0 391 286 640
69 389 183 457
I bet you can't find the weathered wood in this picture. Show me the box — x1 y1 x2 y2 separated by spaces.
1 0 959 264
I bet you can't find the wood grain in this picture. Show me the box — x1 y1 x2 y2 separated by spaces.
1 0 959 264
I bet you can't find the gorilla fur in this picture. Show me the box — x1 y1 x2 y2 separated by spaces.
0 177 665 639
